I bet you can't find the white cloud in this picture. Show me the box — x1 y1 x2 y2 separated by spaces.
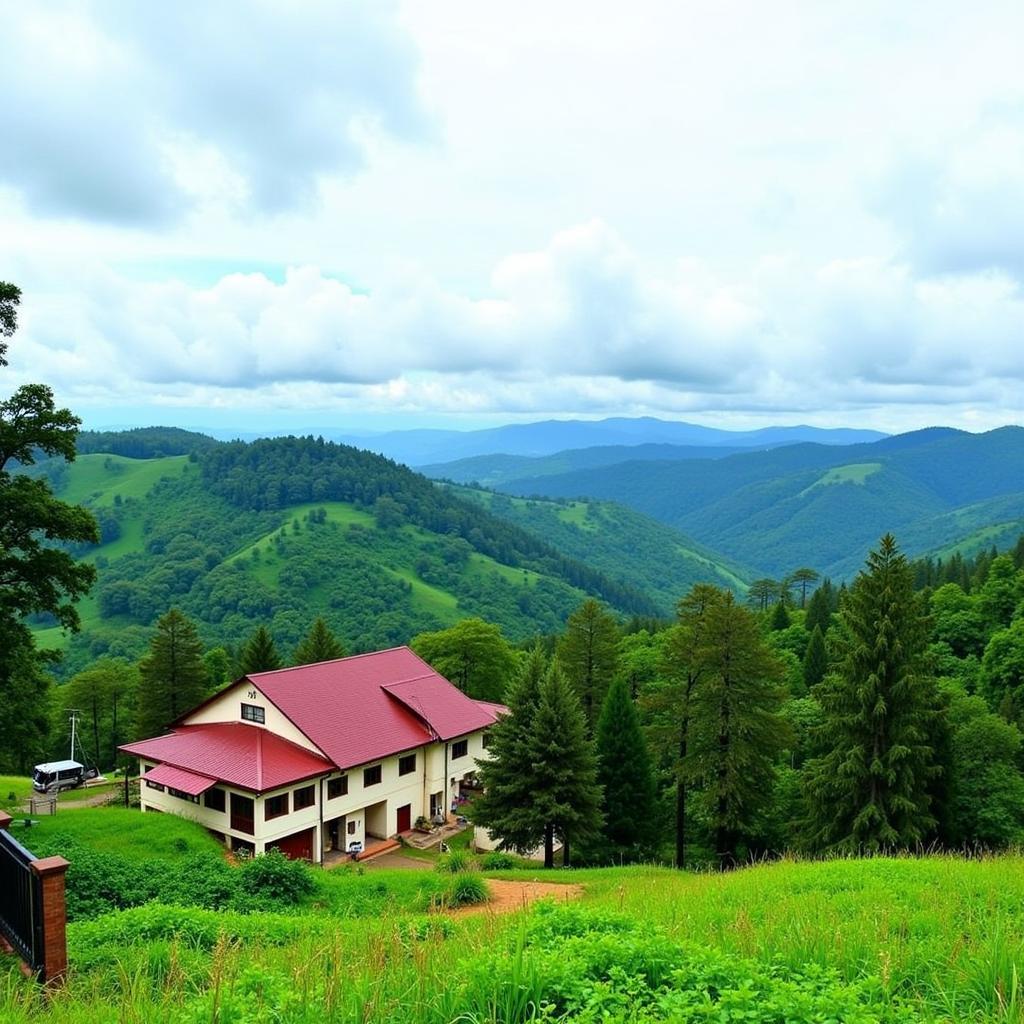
6 222 1024 433
0 2 427 222
2 1 1024 433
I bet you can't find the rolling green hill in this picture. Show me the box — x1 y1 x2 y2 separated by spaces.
500 426 1024 578
29 437 668 676
450 486 752 611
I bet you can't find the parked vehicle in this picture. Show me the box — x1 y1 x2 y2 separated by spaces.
31 760 97 793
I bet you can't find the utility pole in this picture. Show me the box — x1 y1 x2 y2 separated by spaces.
68 710 81 762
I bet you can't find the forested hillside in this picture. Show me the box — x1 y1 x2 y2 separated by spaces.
450 485 751 609
27 436 669 677
500 427 1024 578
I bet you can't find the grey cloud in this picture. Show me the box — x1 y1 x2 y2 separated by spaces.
0 2 428 223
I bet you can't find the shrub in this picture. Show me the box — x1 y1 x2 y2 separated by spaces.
238 849 315 906
446 873 489 907
435 849 476 873
480 851 518 870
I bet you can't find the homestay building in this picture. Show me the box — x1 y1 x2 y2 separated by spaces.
119 647 504 863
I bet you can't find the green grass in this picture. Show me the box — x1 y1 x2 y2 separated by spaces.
0 775 33 810
800 462 883 496
57 454 189 507
11 805 225 861
7 854 1024 1021
6 831 1024 1021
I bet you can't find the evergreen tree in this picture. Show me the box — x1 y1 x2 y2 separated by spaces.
652 584 723 867
686 592 790 867
293 616 347 665
595 676 657 861
770 600 791 631
136 609 208 737
802 625 828 688
790 568 820 608
471 646 549 852
556 597 619 729
239 625 282 674
528 663 603 866
804 586 833 635
747 579 778 612
803 535 940 851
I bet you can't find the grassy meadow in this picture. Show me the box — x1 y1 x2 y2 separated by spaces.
4 805 1024 1021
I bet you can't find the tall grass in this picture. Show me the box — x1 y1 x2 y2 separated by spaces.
6 855 1024 1021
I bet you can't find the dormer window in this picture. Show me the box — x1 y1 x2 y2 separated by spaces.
241 703 265 724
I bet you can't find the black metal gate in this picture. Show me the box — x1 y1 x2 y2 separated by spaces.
0 829 44 972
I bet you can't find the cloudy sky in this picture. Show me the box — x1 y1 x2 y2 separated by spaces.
2 1 1023 434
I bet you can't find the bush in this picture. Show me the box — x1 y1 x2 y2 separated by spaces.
435 849 476 873
480 851 518 870
445 872 489 907
239 849 315 906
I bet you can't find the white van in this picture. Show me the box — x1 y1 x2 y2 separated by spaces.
31 760 96 793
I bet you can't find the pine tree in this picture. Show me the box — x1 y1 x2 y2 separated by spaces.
804 586 832 635
770 600 791 631
293 617 347 665
803 535 940 851
686 592 790 867
472 646 549 852
790 568 820 608
239 626 282 674
528 663 603 866
802 625 828 688
654 584 723 867
556 598 619 730
595 676 656 861
136 609 208 737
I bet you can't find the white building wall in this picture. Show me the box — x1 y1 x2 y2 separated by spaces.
183 681 322 754
138 724 495 861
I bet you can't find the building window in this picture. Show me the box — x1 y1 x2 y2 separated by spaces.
398 753 416 776
363 764 382 787
204 787 226 812
145 780 164 792
241 703 265 724
451 739 468 760
168 787 199 804
265 793 289 820
347 820 357 835
481 731 491 749
294 785 315 810
327 776 348 799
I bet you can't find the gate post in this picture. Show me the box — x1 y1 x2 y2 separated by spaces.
0 810 10 831
30 856 70 984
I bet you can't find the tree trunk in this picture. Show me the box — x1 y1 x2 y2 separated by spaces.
544 823 554 868
675 677 694 869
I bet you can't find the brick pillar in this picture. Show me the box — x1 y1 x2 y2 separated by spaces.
30 856 70 985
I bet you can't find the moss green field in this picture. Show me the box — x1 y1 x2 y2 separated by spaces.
4 805 1024 1022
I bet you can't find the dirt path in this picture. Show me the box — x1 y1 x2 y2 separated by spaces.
451 878 583 917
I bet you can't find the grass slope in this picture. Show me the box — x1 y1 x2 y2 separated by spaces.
5 806 1024 1022
453 486 752 612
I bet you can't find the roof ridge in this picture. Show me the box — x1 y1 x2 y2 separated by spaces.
248 645 413 678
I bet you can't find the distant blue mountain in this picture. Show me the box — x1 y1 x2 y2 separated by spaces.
336 417 888 467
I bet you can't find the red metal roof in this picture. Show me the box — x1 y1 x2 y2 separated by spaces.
120 722 330 793
249 646 505 769
141 763 216 796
